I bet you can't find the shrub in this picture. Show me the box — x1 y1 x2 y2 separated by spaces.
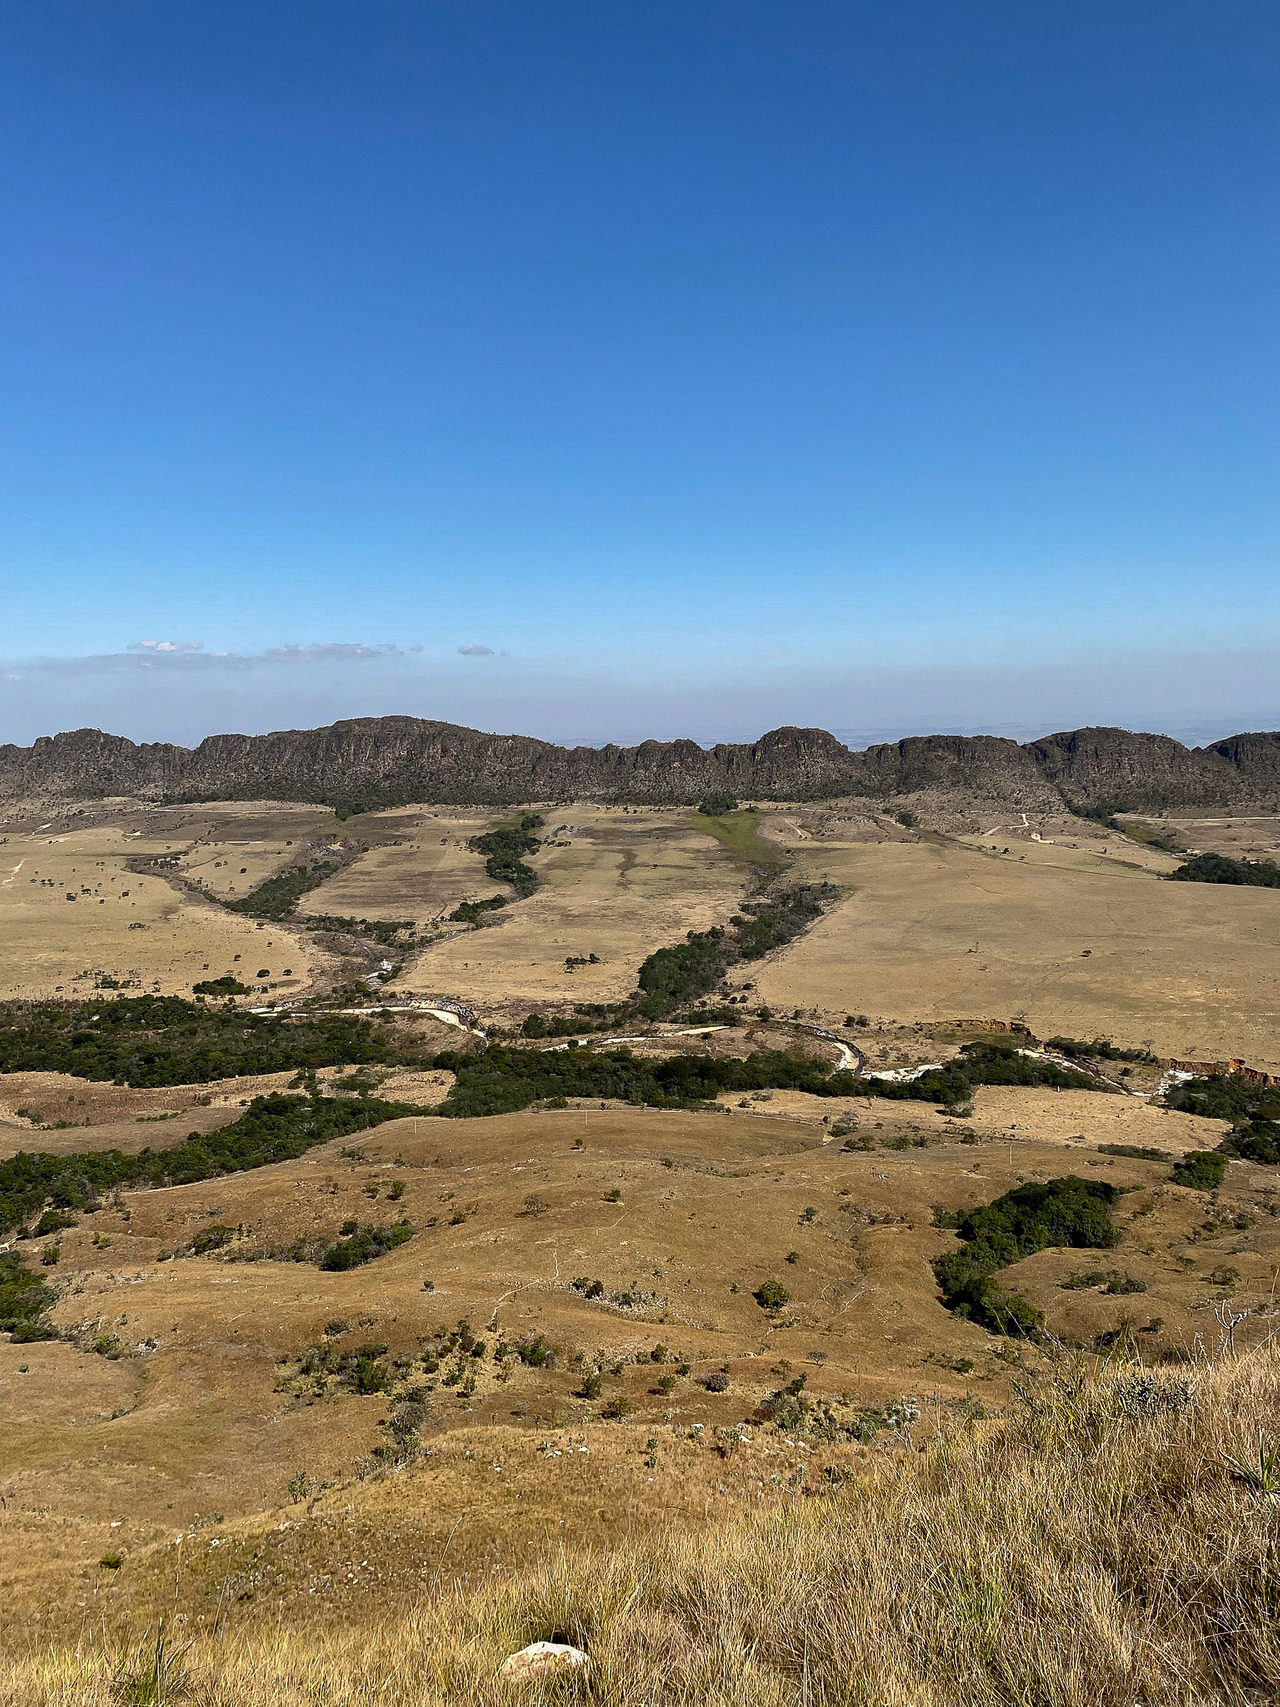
754 1279 790 1311
319 1220 415 1271
704 1371 730 1392
1172 1151 1227 1191
517 1334 554 1368
189 1223 235 1255
193 976 250 996
697 794 739 816
602 1393 632 1419
1167 852 1280 887
579 1372 603 1400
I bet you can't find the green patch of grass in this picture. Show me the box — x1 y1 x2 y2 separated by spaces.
689 810 781 867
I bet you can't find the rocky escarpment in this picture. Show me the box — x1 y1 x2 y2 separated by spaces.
0 717 1278 815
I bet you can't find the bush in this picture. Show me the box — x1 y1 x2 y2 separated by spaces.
754 1279 790 1311
319 1220 415 1271
704 1371 730 1392
193 976 250 996
602 1393 632 1419
697 794 739 817
188 1223 235 1255
1220 1121 1280 1165
0 1090 429 1235
1171 1151 1227 1191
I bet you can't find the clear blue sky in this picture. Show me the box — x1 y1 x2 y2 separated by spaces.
2 1 1277 746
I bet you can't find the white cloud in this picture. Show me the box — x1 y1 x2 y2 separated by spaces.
127 639 203 653
457 644 495 656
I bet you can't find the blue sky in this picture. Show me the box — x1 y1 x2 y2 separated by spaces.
2 1 1277 746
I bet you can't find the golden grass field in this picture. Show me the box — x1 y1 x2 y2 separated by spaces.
12 1344 1279 1706
4 789 1280 1697
752 828 1280 1067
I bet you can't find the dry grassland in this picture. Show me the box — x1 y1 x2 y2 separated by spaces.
2 1080 1275 1647
294 809 496 923
0 807 335 1002
750 828 1280 1066
12 1347 1280 1707
401 808 749 1009
7 791 1280 1694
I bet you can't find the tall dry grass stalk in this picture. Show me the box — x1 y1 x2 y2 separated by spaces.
9 1349 1280 1706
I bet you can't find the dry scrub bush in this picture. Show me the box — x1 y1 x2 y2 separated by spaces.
10 1348 1280 1706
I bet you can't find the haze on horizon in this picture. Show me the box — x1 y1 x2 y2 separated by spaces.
3 2 1277 750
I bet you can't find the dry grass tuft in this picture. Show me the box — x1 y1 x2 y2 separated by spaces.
10 1347 1280 1705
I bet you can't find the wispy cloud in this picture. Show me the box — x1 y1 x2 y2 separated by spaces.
127 639 204 653
457 644 495 657
265 642 400 661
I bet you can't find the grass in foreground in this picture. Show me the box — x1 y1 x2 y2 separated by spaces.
12 1347 1280 1705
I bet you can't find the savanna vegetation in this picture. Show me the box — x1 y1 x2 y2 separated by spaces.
0 1091 427 1236
932 1176 1119 1333
468 814 544 898
634 884 836 1017
430 1039 1106 1120
1167 852 1280 887
12 1350 1280 1706
226 857 346 920
0 994 421 1087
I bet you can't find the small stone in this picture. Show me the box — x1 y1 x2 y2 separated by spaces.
498 1640 589 1681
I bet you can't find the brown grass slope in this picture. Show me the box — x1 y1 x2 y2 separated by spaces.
11 1347 1280 1705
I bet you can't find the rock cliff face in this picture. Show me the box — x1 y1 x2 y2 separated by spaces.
0 717 1277 815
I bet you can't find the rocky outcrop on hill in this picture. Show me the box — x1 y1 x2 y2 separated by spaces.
1 717 1278 815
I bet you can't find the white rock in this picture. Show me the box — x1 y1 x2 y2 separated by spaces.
498 1640 589 1681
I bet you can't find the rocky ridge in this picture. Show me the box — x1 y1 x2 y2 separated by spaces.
1 717 1278 815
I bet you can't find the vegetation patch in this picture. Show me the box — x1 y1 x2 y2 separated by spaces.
1164 1073 1280 1168
932 1177 1119 1334
1046 1035 1154 1063
0 1091 427 1235
634 883 836 1017
1171 1151 1227 1191
226 857 345 920
689 809 780 867
430 1038 1107 1121
1167 852 1280 887
469 814 544 898
448 895 509 926
0 993 423 1087
320 1219 416 1271
0 1249 57 1340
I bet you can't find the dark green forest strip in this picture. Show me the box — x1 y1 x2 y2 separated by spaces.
430 1039 1107 1120
0 1092 426 1235
932 1178 1119 1334
1167 853 1280 888
226 858 344 919
0 995 424 1087
469 813 544 898
635 884 836 1017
